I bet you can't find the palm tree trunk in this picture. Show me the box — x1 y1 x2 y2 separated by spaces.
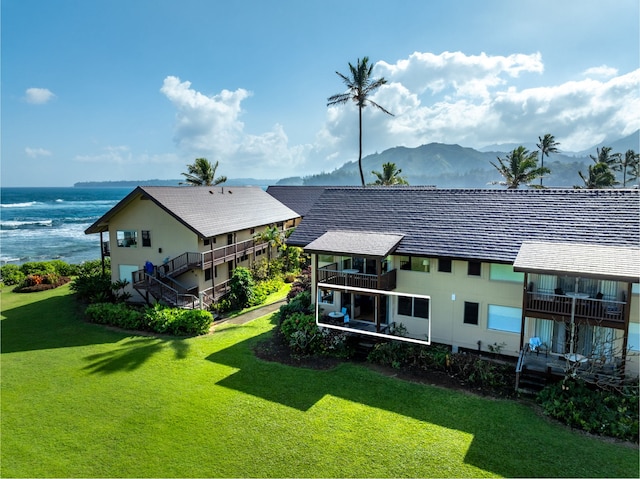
358 105 365 187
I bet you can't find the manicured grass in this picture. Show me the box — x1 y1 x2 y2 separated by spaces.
2 285 638 478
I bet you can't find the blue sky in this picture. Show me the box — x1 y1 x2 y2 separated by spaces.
2 0 639 186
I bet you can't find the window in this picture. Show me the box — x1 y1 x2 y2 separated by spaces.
464 302 479 325
118 264 138 283
141 230 151 247
489 263 524 282
400 256 430 272
318 288 334 304
250 228 255 234
467 261 481 276
319 254 334 264
397 296 429 319
116 230 138 247
204 238 210 246
205 268 212 281
438 258 452 273
227 233 234 245
628 322 640 352
487 305 521 333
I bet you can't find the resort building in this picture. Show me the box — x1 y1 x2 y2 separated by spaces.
284 187 640 379
85 186 300 309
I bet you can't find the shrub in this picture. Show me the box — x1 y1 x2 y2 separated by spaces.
20 261 56 277
71 260 113 303
277 290 312 324
144 304 213 335
47 259 79 276
86 302 213 336
537 378 639 442
85 302 144 330
0 264 25 286
280 312 320 355
229 267 255 309
286 266 311 302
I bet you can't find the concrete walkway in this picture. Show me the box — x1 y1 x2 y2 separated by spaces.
218 299 286 326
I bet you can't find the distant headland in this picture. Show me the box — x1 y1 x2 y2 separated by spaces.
74 178 279 188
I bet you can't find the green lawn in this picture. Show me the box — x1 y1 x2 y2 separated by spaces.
2 284 638 478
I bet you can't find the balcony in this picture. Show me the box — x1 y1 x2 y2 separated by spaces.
524 291 626 327
317 264 397 291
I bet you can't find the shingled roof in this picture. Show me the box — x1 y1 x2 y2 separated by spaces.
266 186 328 217
287 188 640 264
86 186 300 237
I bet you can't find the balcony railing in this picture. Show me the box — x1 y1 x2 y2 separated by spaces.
524 291 626 325
318 264 397 291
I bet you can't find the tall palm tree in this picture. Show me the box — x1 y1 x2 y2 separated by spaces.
577 162 618 189
620 149 639 187
328 57 394 187
490 146 550 189
369 162 409 185
536 133 560 186
180 158 227 186
589 146 621 168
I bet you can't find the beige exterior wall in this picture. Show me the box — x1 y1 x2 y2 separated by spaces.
393 257 524 355
107 199 285 302
312 253 639 378
108 198 198 298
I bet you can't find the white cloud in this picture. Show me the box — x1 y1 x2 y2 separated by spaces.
583 65 619 79
319 52 639 160
75 146 132 164
160 76 312 178
160 76 250 155
25 87 55 104
25 147 52 158
160 54 639 179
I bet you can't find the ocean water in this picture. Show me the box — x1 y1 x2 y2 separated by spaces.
1 187 133 265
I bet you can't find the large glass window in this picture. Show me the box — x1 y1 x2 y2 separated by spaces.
487 305 521 333
628 323 640 352
318 288 334 305
489 263 524 282
116 230 138 248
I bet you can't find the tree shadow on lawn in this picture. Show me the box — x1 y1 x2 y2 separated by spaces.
1 294 190 373
207 331 637 478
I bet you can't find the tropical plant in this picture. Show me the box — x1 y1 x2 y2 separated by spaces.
180 158 227 186
589 146 621 168
577 161 618 189
327 56 394 187
253 225 284 273
489 146 551 189
620 149 639 187
536 133 559 186
369 162 409 186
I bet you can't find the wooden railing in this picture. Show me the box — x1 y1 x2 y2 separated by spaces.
132 271 200 309
318 265 397 291
524 292 626 324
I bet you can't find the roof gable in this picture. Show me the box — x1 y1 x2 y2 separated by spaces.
86 186 300 237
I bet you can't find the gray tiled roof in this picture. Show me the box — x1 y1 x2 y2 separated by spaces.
266 186 328 217
287 188 640 264
305 231 404 257
514 241 640 282
86 186 300 237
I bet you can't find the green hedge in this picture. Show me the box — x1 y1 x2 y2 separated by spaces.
85 303 213 336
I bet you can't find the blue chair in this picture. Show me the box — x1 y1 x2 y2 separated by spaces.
341 307 347 315
343 314 350 326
